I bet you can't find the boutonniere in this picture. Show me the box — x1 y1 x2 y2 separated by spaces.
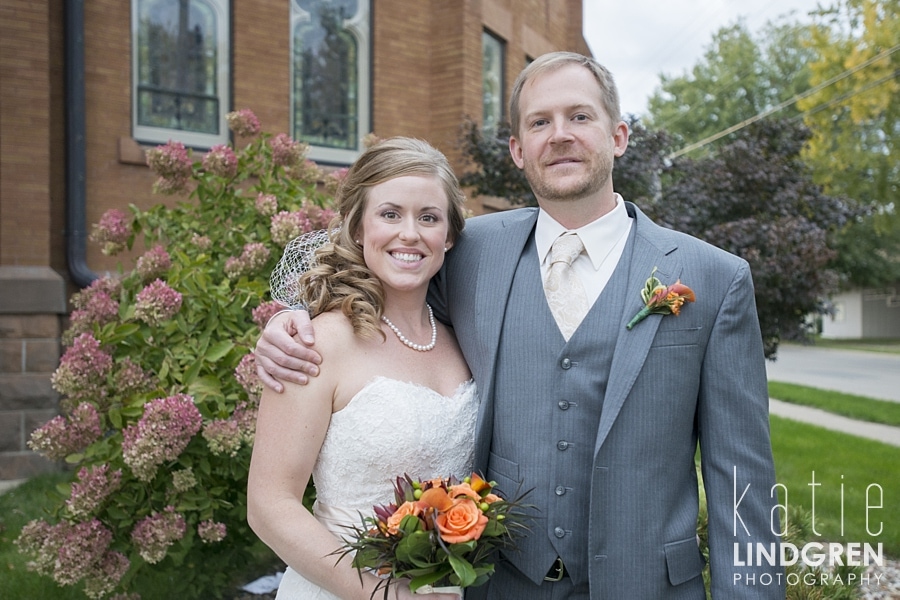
626 267 696 330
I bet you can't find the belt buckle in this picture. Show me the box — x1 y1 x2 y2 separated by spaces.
544 556 565 582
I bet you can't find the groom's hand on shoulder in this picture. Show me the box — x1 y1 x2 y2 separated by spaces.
255 310 321 392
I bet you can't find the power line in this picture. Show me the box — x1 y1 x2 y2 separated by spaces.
667 44 900 159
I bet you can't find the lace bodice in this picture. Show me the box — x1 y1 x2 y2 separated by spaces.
312 376 478 515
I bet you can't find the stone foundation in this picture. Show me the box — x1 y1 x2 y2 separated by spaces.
0 267 67 480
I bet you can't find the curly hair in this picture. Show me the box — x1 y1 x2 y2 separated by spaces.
298 137 467 340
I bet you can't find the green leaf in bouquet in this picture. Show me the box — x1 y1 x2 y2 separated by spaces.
396 530 436 568
448 553 477 587
407 565 454 593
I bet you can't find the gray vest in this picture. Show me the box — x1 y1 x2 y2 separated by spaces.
489 234 631 585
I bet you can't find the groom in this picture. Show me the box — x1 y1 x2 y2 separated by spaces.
256 52 784 598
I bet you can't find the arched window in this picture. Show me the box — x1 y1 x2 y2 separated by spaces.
132 0 230 147
291 0 370 165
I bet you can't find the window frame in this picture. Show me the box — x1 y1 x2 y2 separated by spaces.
289 0 371 166
131 0 231 148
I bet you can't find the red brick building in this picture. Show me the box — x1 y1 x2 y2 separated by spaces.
0 0 589 481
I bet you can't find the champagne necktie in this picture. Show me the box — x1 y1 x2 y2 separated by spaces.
544 232 589 341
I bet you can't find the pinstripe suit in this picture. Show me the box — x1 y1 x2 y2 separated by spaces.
429 202 784 599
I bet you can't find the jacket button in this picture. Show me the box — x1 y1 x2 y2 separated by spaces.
554 527 566 538
557 440 569 451
558 400 570 410
555 486 566 496
561 357 572 369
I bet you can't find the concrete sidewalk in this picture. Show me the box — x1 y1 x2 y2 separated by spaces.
765 343 900 447
769 398 900 447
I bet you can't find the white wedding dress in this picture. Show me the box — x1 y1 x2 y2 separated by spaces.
275 376 478 599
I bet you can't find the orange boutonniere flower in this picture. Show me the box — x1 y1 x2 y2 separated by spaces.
626 267 696 330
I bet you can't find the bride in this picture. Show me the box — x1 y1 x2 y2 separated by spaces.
247 137 475 600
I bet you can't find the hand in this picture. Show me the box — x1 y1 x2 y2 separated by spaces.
254 310 322 392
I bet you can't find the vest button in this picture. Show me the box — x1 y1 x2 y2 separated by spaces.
558 400 570 410
554 527 566 538
557 440 569 451
555 485 566 496
561 357 572 369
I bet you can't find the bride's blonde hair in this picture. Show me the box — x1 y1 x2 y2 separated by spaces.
298 137 467 340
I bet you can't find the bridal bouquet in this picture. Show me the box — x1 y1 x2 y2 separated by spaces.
337 473 529 596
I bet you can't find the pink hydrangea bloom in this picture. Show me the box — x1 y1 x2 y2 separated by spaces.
90 209 131 256
113 357 155 398
28 402 102 460
202 144 238 178
134 279 183 326
202 418 243 456
51 334 113 403
252 300 287 330
146 141 193 195
270 210 312 247
303 202 337 230
242 242 270 273
71 277 121 310
202 401 257 456
15 519 58 576
234 352 263 402
190 233 212 250
226 108 261 137
270 133 305 168
171 467 197 493
66 464 122 519
255 193 278 216
122 394 202 481
135 245 172 280
130 506 187 564
83 550 130 599
224 256 245 279
66 289 119 344
53 519 114 586
198 520 227 544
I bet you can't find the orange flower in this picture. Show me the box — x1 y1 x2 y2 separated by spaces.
468 473 491 494
385 501 424 535
447 482 480 501
482 493 501 504
419 487 455 512
435 497 489 543
627 268 696 330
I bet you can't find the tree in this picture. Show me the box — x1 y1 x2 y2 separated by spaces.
798 0 900 287
457 119 535 206
646 20 817 152
644 119 858 356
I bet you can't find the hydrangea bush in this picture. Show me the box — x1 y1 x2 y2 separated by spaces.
17 111 339 599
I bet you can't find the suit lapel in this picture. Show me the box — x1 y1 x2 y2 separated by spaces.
594 203 683 455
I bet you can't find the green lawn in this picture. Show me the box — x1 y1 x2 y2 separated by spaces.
810 338 900 355
0 472 85 600
768 380 900 427
770 415 900 557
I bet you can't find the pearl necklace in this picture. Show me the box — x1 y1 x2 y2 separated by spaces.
381 304 437 352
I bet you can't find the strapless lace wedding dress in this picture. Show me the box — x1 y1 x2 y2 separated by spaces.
275 376 478 600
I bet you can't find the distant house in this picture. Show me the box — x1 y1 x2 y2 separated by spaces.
0 0 591 481
822 287 900 339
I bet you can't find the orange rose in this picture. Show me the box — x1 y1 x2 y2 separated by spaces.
447 482 480 501
385 501 424 535
482 493 501 504
435 497 489 543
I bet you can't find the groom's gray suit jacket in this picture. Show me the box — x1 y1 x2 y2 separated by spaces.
430 202 783 598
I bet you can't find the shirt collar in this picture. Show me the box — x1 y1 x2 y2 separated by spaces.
536 194 632 271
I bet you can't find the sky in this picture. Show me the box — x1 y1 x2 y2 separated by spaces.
583 0 827 117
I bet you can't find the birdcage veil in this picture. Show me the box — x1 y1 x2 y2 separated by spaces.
269 229 333 309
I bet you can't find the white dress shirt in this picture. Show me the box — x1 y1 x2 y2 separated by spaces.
536 194 633 307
